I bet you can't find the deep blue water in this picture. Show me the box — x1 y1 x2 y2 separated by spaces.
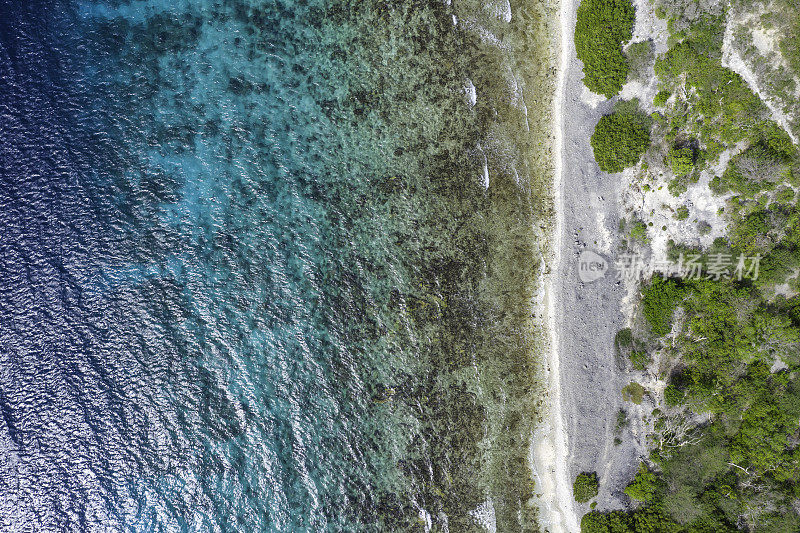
0 0 548 530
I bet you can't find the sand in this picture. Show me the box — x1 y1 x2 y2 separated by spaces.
533 0 669 526
534 0 652 529
529 0 580 527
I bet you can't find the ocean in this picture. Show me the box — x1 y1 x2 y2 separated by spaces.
0 0 556 530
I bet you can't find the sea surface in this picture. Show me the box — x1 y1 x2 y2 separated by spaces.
0 0 555 530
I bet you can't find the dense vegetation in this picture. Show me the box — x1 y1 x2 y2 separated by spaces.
574 0 636 97
653 15 770 168
574 472 600 502
591 110 651 172
585 276 800 532
666 145 695 176
593 139 800 530
580 2 800 531
642 276 684 336
777 4 800 82
707 125 800 271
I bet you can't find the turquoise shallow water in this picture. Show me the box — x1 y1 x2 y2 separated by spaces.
0 0 554 530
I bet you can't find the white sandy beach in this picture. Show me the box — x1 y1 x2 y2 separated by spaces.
529 0 579 529
533 0 648 528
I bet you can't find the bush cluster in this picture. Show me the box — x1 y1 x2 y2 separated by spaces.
581 5 800 532
591 111 651 173
654 15 769 162
709 127 795 197
573 472 600 502
622 382 646 404
642 276 684 336
596 276 800 531
575 0 636 97
666 145 695 176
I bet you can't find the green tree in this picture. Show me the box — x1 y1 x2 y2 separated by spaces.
624 463 659 502
642 276 684 336
591 111 651 172
575 0 636 97
667 145 695 176
574 472 600 502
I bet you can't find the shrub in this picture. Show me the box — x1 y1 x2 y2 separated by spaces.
575 0 636 97
626 40 655 82
630 220 649 243
713 139 792 198
708 175 725 194
622 382 646 404
615 328 634 350
664 384 685 406
642 276 684 336
631 221 648 243
667 145 695 176
630 349 650 370
591 111 651 172
730 209 770 254
674 205 689 220
574 472 600 502
615 327 649 368
653 89 671 107
624 463 660 502
667 176 689 197
756 246 800 286
616 409 629 430
662 486 705 525
776 187 795 204
760 123 796 160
